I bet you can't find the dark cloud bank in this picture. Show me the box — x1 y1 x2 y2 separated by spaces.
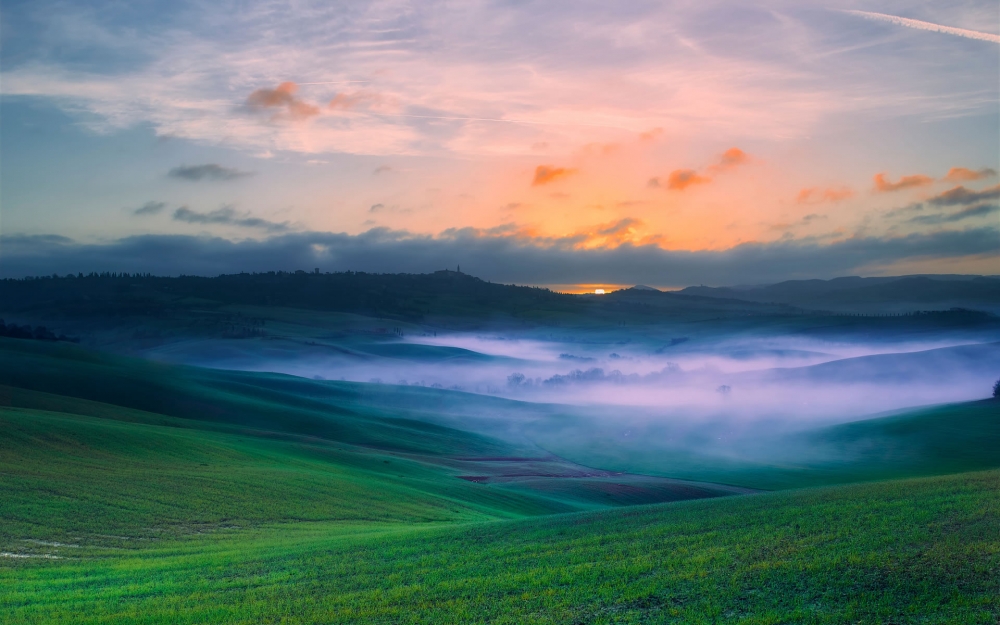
2 227 997 285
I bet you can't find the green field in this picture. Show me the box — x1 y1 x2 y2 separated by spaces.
2 337 999 623
4 462 998 624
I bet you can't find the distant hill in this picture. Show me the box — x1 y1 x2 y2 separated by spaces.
677 275 1000 313
0 269 809 339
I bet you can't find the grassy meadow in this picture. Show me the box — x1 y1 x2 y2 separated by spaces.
3 468 998 624
1 330 999 623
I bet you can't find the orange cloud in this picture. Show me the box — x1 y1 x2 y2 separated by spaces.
712 147 748 172
705 147 750 175
532 165 576 186
655 147 748 191
667 169 710 191
796 186 855 204
943 167 998 182
246 82 319 120
568 218 644 249
873 172 933 193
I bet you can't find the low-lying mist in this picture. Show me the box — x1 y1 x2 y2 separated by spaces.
147 329 1000 429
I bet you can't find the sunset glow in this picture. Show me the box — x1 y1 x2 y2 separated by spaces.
1 1 997 284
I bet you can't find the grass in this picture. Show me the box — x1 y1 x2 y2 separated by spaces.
2 337 1000 623
0 406 553 548
3 470 998 623
0 339 745 552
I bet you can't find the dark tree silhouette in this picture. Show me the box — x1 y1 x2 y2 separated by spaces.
993 378 1000 399
0 319 79 343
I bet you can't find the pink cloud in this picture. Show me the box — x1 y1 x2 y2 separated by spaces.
943 167 997 183
873 172 933 193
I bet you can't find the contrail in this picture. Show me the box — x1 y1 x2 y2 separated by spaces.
844 10 1000 44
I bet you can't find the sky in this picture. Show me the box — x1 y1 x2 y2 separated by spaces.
1 0 998 287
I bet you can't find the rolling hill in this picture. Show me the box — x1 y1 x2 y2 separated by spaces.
677 274 1000 314
2 337 999 622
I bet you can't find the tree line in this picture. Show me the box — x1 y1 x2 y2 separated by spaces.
0 320 79 343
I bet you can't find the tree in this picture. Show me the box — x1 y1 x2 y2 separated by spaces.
994 378 1000 399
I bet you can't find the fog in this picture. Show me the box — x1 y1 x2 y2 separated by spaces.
149 329 1000 429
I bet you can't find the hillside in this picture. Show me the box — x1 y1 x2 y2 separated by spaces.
4 464 997 623
0 338 751 546
2 337 1000 622
678 274 1000 313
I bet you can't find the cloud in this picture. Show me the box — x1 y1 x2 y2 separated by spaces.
873 172 934 193
943 167 998 183
246 82 320 120
843 10 1000 45
796 187 855 204
909 203 999 225
4 2 995 161
595 218 642 237
709 147 748 173
132 201 166 216
369 204 385 212
532 165 576 186
173 206 290 232
567 218 646 248
666 169 710 191
658 148 748 191
2 227 996 285
768 213 828 232
373 165 393 175
928 184 1000 207
168 164 252 182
